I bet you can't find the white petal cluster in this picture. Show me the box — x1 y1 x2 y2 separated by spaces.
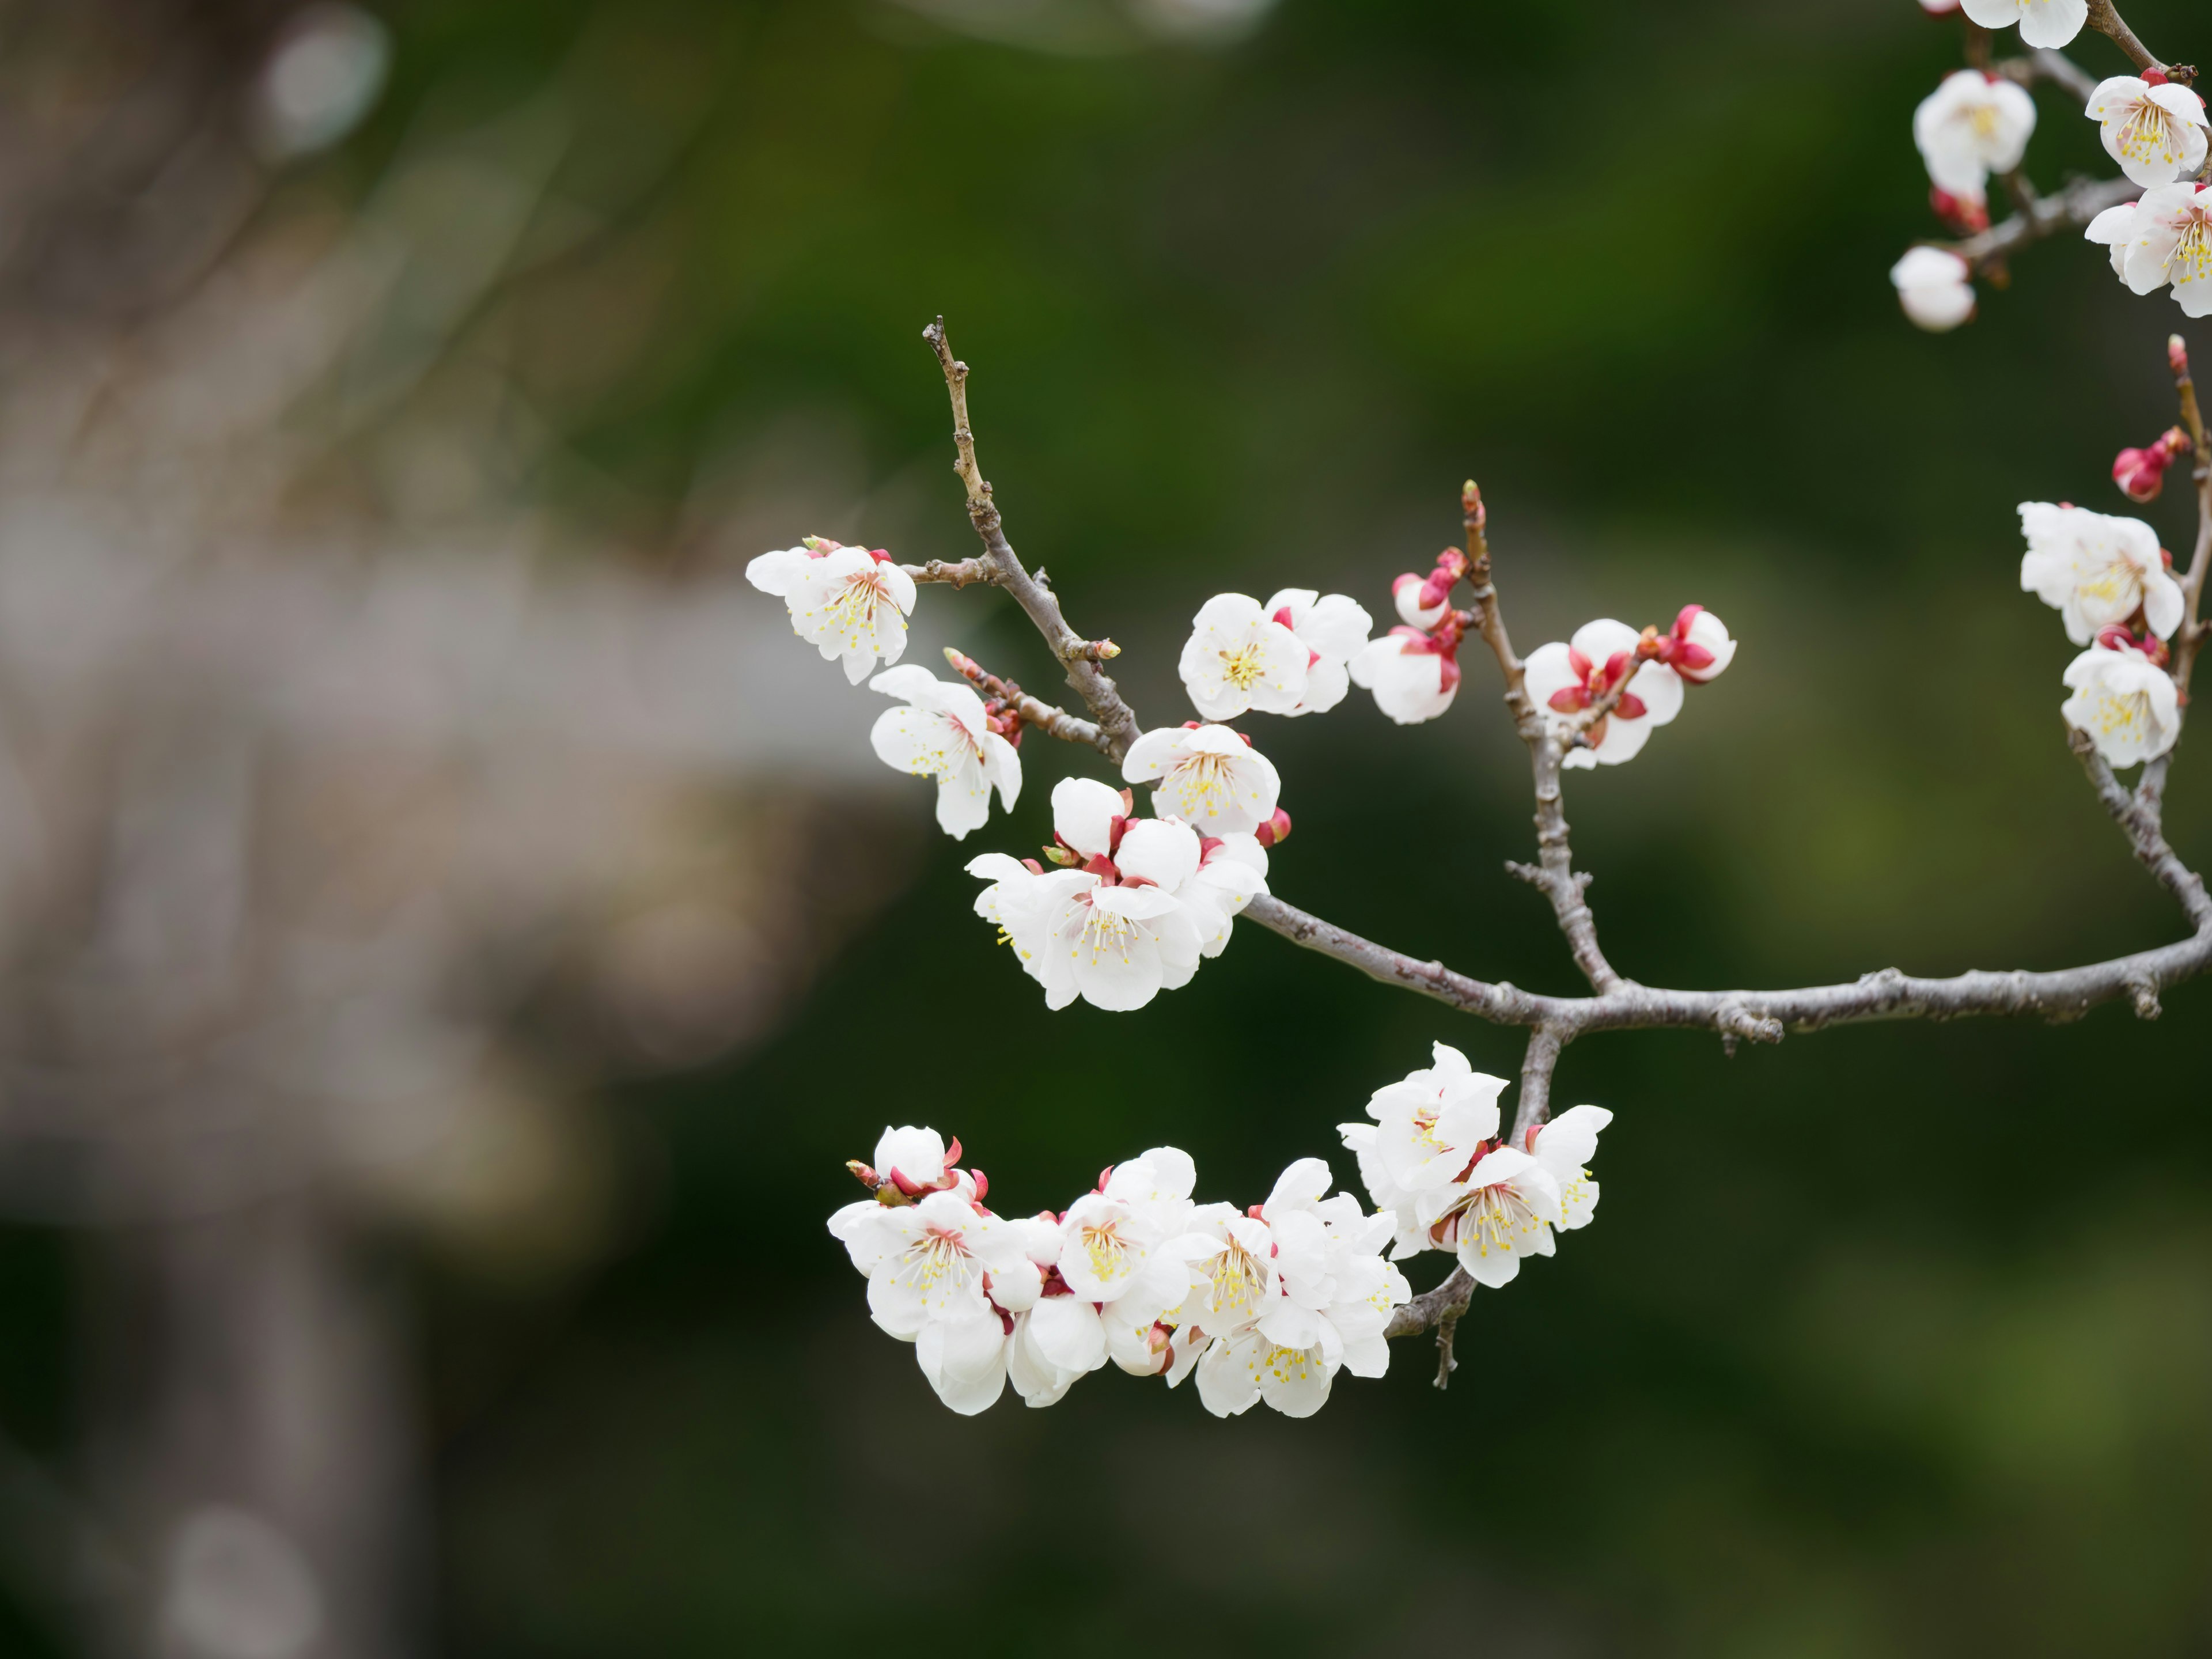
1891 247 1976 333
1914 70 2035 202
1522 619 1691 770
966 777 1267 1012
2017 502 2184 644
1350 629 1460 725
1177 588 1370 719
2062 637 2182 767
747 540 916 683
868 666 1021 839
829 1130 1410 1418
2085 183 2212 316
1339 1042 1613 1290
1120 722 1280 836
1958 0 2085 50
2087 76 2209 188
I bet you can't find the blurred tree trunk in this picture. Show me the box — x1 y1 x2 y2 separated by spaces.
81 1191 425 1659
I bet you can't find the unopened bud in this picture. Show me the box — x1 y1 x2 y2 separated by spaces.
1043 843 1080 867
1462 479 1484 529
846 1160 880 1188
1253 807 1293 848
2145 67 2170 86
2113 427 2191 502
944 646 980 677
1927 186 1989 234
2172 334 2191 377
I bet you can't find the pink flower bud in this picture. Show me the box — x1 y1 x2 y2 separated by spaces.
1928 187 1988 234
1253 808 1293 848
2172 335 2191 378
1392 573 1447 629
2145 67 2170 87
2113 427 2191 502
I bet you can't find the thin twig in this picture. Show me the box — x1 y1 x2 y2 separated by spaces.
904 558 998 588
1950 173 2139 275
1994 48 2101 103
2088 0 2166 75
941 650 1113 755
922 318 1143 760
2071 729 2212 930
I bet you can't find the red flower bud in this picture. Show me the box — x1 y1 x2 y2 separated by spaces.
2113 427 2191 502
1254 808 1293 848
1928 186 1989 234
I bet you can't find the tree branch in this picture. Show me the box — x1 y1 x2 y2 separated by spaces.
2071 729 2212 933
941 649 1113 755
1952 173 2139 276
1244 891 2211 1039
2087 0 2168 75
1994 47 2101 103
904 557 998 588
923 319 1143 761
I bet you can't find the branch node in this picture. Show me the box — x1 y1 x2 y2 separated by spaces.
2128 973 2163 1021
1715 1000 1785 1050
1433 1306 1463 1390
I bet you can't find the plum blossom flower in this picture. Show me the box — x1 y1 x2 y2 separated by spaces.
1121 723 1281 836
1263 588 1373 715
970 778 1211 1012
2017 502 2184 643
1416 1105 1613 1289
1914 70 2035 199
1177 593 1308 719
866 666 1021 839
1350 626 1461 724
2087 74 2209 188
1174 831 1269 958
1644 604 1736 684
1891 246 1976 332
2062 633 2181 767
1522 620 1685 770
746 539 916 684
1959 0 2085 50
2100 182 2212 315
1173 1161 1410 1419
1044 1149 1207 1377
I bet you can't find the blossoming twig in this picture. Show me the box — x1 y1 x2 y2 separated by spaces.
904 557 998 587
940 648 1113 754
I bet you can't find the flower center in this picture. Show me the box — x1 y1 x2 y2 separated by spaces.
900 1227 972 1292
2087 688 2152 742
1220 642 1266 690
1080 1221 1131 1283
2118 100 2173 164
2176 210 2212 282
1430 1182 1541 1260
1206 1239 1268 1316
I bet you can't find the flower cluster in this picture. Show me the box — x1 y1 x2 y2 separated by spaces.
1338 1043 1612 1289
968 777 1269 1011
828 1126 1411 1418
747 539 914 683
1890 12 2212 332
2017 495 2188 767
1177 588 1373 718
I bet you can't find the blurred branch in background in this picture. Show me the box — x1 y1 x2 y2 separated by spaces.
0 3 907 1654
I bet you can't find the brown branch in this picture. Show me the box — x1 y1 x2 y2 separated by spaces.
1244 892 2211 1039
940 650 1113 755
1459 480 1535 732
2087 0 2166 75
1510 736 1625 993
2071 729 2212 931
1994 47 2101 102
1952 173 2139 275
903 558 997 588
2172 335 2212 697
922 319 1143 762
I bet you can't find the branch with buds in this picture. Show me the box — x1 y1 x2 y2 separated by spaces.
744 2 2212 1421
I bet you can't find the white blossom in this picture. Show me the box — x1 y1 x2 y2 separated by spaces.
2086 75 2209 187
1348 630 1459 725
1653 604 1736 684
970 778 1214 1012
1177 593 1309 719
1173 1160 1409 1419
1263 588 1373 715
746 541 916 684
1959 0 2085 50
1890 246 1976 332
1392 572 1451 630
1121 723 1281 836
1416 1105 1613 1289
1173 832 1269 959
1521 620 1684 770
1914 70 2036 198
2103 181 2212 315
2061 639 2182 767
2018 502 2184 643
867 666 1021 839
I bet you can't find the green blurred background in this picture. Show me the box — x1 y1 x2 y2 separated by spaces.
7 0 2212 1653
